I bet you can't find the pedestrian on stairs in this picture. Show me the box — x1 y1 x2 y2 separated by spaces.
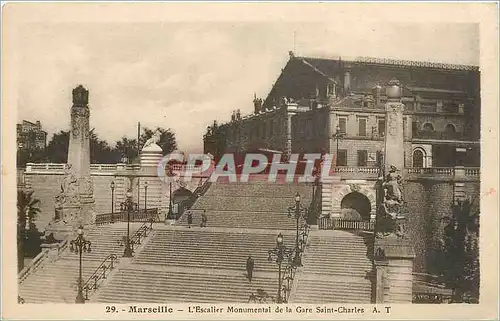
246 255 254 282
200 210 208 228
187 211 193 228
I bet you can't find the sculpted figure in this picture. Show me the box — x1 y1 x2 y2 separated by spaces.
58 164 79 205
376 165 405 238
143 130 161 149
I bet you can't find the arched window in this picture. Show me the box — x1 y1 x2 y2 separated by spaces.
423 123 434 132
444 123 456 133
413 149 425 167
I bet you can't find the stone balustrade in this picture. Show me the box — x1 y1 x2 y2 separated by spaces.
23 163 480 181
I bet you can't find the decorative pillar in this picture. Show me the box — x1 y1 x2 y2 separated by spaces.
47 85 96 239
139 141 163 218
373 79 415 303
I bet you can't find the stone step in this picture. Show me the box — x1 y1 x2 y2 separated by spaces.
95 267 278 303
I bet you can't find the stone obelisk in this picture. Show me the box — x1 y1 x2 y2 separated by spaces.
68 85 96 227
372 79 415 303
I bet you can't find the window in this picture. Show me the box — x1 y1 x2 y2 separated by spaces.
412 121 418 134
357 150 368 167
338 117 347 134
337 149 347 166
423 123 434 132
445 124 456 133
378 119 385 137
358 118 367 136
413 149 424 167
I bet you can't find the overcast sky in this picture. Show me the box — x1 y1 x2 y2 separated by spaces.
17 22 478 153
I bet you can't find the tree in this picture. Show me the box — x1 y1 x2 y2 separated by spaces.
45 131 70 163
17 190 42 271
114 137 139 163
45 130 118 164
89 130 118 163
139 127 177 155
441 198 480 303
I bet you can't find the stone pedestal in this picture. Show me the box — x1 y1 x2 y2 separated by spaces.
374 238 415 303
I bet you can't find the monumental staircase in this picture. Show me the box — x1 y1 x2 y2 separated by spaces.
18 223 147 303
19 179 375 304
290 230 374 303
178 181 312 229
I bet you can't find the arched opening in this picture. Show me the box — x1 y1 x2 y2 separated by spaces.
413 149 425 167
423 123 434 132
340 192 371 221
172 187 193 219
444 123 456 133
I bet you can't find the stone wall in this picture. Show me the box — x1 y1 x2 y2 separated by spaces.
404 180 480 273
23 167 203 232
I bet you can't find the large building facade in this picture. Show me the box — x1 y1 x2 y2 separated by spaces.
17 120 48 151
204 53 480 168
204 54 481 274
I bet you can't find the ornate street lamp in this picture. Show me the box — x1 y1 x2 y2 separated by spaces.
268 233 294 303
110 181 115 223
332 125 345 166
144 181 148 211
70 225 91 304
287 193 309 267
120 189 138 257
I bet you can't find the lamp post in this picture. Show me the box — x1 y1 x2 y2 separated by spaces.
268 233 294 303
332 125 345 166
110 181 115 222
144 181 148 211
70 225 92 304
168 181 173 219
120 189 137 257
287 193 309 267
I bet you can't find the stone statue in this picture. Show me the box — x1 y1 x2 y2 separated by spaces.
57 165 79 205
143 130 161 149
376 165 405 238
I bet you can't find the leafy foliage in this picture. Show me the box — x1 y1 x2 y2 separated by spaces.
17 190 43 270
18 126 178 166
139 127 177 156
440 198 480 303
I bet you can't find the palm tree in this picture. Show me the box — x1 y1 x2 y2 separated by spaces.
17 190 41 271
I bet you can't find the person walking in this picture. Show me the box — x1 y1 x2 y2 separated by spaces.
246 255 254 282
187 211 193 228
200 210 208 228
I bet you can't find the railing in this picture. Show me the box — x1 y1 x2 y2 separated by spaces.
308 183 322 225
465 167 480 176
318 217 374 231
95 208 159 225
129 219 155 252
174 179 212 220
90 164 117 171
18 238 69 283
406 167 480 177
81 254 118 301
412 272 453 304
18 249 49 283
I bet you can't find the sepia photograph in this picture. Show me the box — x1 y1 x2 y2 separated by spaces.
2 2 499 320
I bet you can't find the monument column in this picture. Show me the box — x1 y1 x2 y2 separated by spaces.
68 85 96 226
47 85 96 238
373 79 415 303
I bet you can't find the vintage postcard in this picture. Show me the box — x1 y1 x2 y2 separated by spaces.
2 2 499 320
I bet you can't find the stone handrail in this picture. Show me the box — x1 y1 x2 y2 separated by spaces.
18 238 69 283
90 164 117 171
18 249 49 283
